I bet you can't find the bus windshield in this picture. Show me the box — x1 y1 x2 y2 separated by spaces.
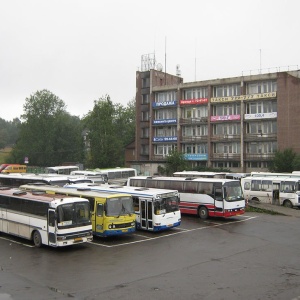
224 181 244 201
154 195 180 215
106 196 134 217
57 202 90 228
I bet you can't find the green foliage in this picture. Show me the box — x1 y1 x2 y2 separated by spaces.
9 90 84 166
83 96 135 168
269 148 299 172
0 118 20 149
162 150 188 176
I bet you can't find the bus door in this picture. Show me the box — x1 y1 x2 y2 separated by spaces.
214 185 224 216
140 197 153 230
94 201 104 234
48 209 56 246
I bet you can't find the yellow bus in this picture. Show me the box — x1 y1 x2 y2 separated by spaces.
1 164 27 173
20 184 136 237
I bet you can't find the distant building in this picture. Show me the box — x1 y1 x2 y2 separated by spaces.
125 66 300 176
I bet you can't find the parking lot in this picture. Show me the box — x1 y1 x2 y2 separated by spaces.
1 212 300 300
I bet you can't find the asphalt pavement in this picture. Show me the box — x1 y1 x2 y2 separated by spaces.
248 200 300 217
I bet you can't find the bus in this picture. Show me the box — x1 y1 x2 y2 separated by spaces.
20 184 136 237
0 173 93 187
0 187 93 247
279 178 300 208
63 183 181 232
126 176 245 219
0 164 27 173
250 172 300 178
225 173 250 180
91 168 138 184
173 171 227 179
70 170 106 183
45 166 80 175
241 176 283 204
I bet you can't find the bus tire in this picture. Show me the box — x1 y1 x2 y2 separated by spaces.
198 206 208 220
33 230 42 247
283 200 293 208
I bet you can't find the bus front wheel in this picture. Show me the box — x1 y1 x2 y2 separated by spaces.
283 200 293 208
33 230 42 247
198 206 208 220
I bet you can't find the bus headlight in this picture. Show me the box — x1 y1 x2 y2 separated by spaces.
131 222 135 226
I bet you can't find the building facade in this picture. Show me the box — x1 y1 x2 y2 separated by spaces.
126 68 300 176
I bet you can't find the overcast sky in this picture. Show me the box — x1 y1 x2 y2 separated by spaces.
1 0 299 121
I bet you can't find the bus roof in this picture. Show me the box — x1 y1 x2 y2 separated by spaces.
0 187 89 204
19 184 133 199
128 176 239 184
63 183 179 197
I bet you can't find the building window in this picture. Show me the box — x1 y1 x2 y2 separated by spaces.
246 121 277 135
155 108 177 120
141 111 150 121
181 106 208 118
154 144 176 156
142 94 149 104
214 142 241 154
212 103 241 116
154 126 177 137
155 91 176 103
182 125 208 137
141 128 149 138
213 84 241 97
213 123 241 135
142 78 150 88
246 80 277 94
245 100 277 114
141 144 149 155
183 87 208 99
183 143 207 154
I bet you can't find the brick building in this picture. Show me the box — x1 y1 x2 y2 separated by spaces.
126 66 300 176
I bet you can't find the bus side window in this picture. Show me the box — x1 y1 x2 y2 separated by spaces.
49 210 55 227
244 182 250 190
133 196 139 212
97 203 103 216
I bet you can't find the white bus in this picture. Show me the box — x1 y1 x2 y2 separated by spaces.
70 171 106 183
173 171 227 179
250 172 300 178
126 176 245 219
0 173 93 187
45 166 80 175
0 187 93 247
279 178 300 208
63 183 181 232
241 176 283 204
91 168 137 184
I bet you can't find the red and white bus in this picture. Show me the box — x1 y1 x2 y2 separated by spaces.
126 176 245 219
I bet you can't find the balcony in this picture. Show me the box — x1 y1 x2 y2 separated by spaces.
210 134 241 142
244 133 277 141
244 153 275 161
211 153 241 160
180 117 208 125
181 136 208 143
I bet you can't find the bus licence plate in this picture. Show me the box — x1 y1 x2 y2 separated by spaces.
74 238 83 242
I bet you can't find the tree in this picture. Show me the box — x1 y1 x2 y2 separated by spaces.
83 96 136 168
10 90 84 166
269 148 299 172
163 150 188 176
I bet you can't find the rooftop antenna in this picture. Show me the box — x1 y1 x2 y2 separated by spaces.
164 36 167 85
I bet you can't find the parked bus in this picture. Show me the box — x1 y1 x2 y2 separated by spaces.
45 166 80 175
173 171 227 179
126 176 245 219
91 168 138 184
0 173 93 187
250 172 300 178
63 183 181 231
20 184 136 237
241 176 283 204
0 187 92 247
0 164 27 173
70 170 106 183
279 178 300 208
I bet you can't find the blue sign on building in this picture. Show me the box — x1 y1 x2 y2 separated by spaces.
153 119 177 125
152 101 177 108
183 153 208 161
153 136 178 142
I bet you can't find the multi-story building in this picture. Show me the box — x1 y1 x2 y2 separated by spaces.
126 66 300 176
